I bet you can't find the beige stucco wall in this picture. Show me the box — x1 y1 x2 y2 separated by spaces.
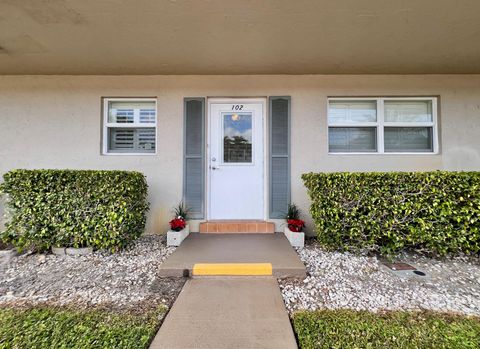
1 75 479 235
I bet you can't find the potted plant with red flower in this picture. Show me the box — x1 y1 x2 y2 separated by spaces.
167 202 191 246
284 203 305 247
169 217 186 232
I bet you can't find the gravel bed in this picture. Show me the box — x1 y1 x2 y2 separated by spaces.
0 235 184 311
279 241 480 316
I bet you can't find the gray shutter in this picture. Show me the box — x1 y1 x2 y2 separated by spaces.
183 98 205 219
269 97 291 218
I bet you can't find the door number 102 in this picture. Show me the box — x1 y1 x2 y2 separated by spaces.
231 105 244 111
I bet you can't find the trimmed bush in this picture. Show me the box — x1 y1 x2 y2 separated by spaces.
0 306 164 349
293 309 480 349
0 169 149 251
302 172 480 256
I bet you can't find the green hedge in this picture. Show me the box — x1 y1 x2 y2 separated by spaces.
302 172 480 256
293 309 480 349
0 306 164 349
0 169 149 251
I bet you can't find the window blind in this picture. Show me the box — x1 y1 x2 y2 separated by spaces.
108 128 156 153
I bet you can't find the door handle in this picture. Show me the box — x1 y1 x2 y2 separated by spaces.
211 166 220 170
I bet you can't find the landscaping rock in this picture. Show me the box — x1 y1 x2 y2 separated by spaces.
65 247 93 256
0 250 16 269
51 247 66 256
279 241 480 316
0 235 183 310
37 254 46 264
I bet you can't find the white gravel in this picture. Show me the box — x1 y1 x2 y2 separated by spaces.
0 235 182 309
279 242 480 316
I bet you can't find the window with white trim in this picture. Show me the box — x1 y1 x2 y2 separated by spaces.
328 97 438 154
103 98 157 154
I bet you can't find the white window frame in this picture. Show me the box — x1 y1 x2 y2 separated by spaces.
102 97 158 156
327 97 439 155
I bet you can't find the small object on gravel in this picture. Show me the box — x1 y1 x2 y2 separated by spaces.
65 247 93 256
37 255 46 264
383 262 416 271
381 262 430 279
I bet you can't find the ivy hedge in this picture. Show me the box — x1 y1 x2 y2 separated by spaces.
293 309 480 349
0 169 149 251
302 172 480 256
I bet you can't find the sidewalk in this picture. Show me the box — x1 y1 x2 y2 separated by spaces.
150 277 298 349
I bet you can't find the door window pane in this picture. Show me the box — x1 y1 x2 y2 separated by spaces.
384 127 433 152
223 113 252 163
328 101 377 123
384 100 432 122
329 127 377 152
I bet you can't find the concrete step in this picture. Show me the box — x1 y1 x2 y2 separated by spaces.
199 221 275 233
158 233 306 279
149 277 297 349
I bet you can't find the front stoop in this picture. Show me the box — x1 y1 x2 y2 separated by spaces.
149 277 297 349
199 220 275 233
158 233 306 278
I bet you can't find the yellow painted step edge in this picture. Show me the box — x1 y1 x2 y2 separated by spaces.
193 263 272 276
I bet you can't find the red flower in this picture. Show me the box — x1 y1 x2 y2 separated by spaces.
169 218 186 232
287 219 305 232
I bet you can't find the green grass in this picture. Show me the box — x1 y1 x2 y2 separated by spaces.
0 306 166 349
293 309 480 349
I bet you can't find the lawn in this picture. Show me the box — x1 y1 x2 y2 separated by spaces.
293 309 480 349
0 306 165 349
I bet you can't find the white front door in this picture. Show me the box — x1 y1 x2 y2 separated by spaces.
208 100 265 220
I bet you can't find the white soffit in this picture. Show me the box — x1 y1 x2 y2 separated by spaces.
0 0 480 75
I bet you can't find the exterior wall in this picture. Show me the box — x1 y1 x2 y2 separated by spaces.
1 75 479 234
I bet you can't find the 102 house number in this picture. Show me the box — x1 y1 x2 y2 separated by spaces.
232 105 244 110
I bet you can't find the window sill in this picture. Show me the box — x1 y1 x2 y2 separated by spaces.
102 152 157 156
328 152 439 155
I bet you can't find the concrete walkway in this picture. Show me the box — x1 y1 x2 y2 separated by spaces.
150 277 297 349
158 233 306 278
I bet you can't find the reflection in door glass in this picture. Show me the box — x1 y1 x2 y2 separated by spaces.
223 113 252 163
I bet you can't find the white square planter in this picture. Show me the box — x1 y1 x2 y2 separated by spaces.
167 224 190 246
284 227 305 247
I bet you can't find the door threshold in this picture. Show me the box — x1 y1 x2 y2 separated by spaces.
206 219 265 222
199 221 275 234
